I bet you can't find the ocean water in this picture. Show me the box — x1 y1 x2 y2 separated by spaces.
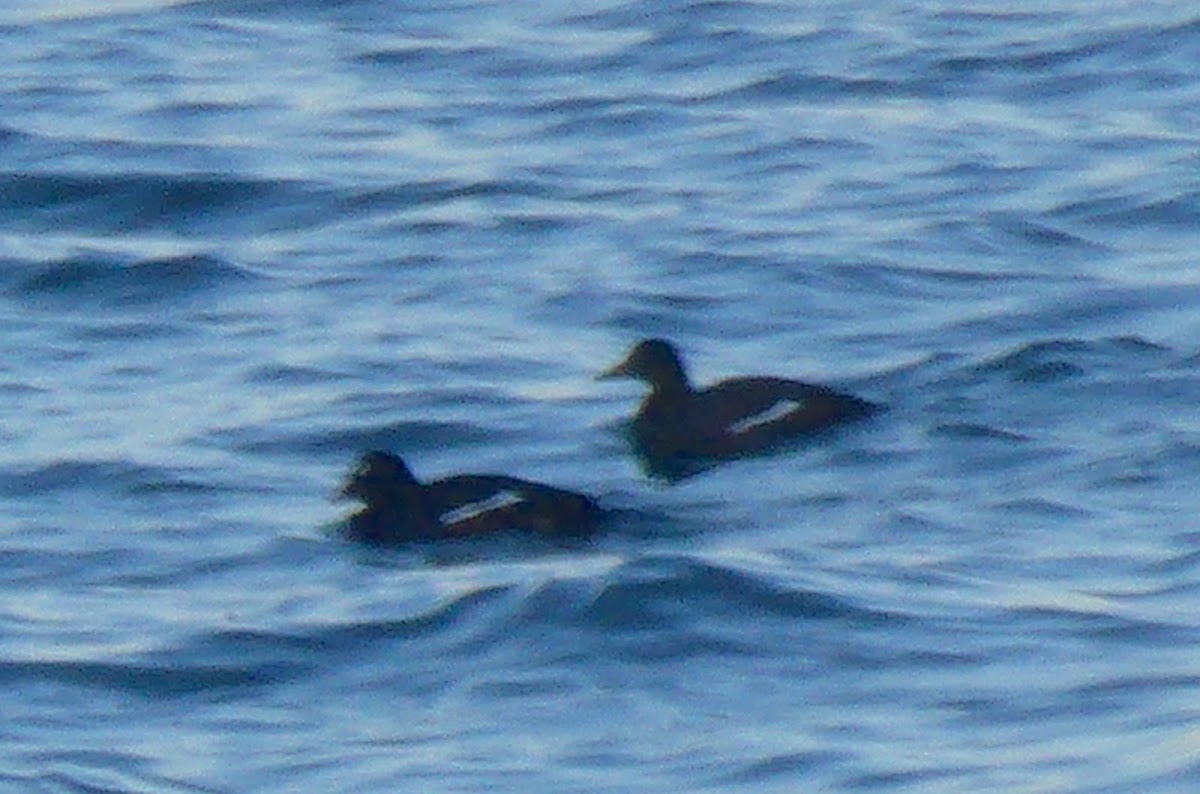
2 0 1200 790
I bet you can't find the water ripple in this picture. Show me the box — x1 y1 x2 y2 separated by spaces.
11 253 259 308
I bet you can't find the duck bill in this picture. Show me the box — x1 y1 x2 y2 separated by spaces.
596 359 633 381
334 477 361 502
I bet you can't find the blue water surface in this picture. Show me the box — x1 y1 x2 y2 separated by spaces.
2 0 1200 791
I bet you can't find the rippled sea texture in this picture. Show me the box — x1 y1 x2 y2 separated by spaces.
3 0 1200 791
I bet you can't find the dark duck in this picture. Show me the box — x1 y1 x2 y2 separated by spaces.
599 338 877 478
339 451 604 545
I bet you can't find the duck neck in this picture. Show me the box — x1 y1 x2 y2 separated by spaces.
402 485 439 527
650 365 692 402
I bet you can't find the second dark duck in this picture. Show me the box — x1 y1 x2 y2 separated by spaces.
340 450 604 546
600 338 877 477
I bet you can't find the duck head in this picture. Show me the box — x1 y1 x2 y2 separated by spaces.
339 450 421 504
598 338 690 392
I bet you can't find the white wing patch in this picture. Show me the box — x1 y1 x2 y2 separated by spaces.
439 490 525 526
727 399 806 435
